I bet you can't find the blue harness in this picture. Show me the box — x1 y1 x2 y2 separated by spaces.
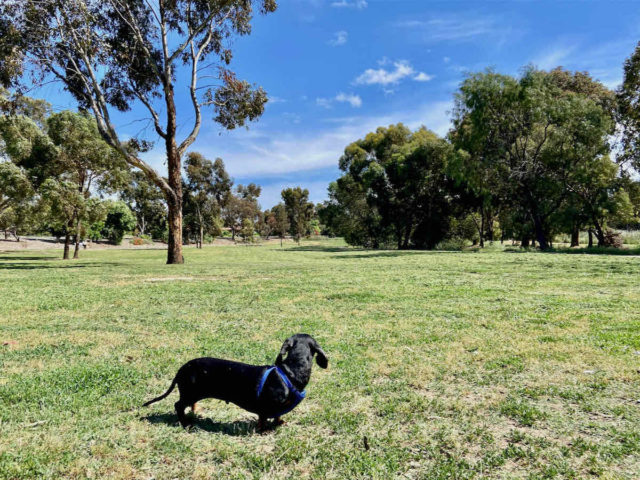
256 366 306 418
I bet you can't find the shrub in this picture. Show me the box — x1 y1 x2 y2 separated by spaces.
435 237 468 251
602 230 623 248
101 202 136 245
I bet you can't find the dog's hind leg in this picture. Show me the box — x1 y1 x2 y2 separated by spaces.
175 400 190 428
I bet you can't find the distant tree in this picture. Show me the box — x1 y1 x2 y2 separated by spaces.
222 183 261 241
46 111 128 258
270 203 289 247
239 217 255 243
0 161 33 239
281 187 313 243
618 41 640 170
329 124 454 249
101 201 136 245
120 171 167 240
451 68 615 249
183 153 231 247
0 0 277 264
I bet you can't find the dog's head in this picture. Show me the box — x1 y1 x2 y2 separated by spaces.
275 333 328 370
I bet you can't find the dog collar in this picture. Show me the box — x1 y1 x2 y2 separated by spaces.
256 366 306 418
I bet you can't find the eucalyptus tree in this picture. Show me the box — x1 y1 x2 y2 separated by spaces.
0 161 34 240
618 41 640 169
120 170 167 239
0 0 277 263
451 68 615 249
183 152 231 247
47 111 128 258
281 187 314 244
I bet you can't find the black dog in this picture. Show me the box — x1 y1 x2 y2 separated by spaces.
143 334 328 429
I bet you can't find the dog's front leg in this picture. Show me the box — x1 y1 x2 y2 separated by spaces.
257 416 267 432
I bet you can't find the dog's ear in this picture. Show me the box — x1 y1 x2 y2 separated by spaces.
310 338 328 369
276 337 293 364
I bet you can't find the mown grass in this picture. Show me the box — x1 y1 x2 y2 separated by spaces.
1 239 639 479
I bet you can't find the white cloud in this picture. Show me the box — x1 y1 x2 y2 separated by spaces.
268 96 286 104
413 72 434 82
532 45 576 70
328 30 348 46
165 100 453 180
395 14 517 45
354 60 433 86
335 92 362 107
316 97 333 109
331 0 367 9
317 93 363 109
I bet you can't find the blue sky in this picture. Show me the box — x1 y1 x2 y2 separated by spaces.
35 0 640 209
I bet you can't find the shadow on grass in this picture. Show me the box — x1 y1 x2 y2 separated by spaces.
0 261 124 270
283 245 352 253
504 246 640 256
0 256 59 261
142 412 260 436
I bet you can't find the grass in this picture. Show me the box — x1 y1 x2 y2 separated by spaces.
1 239 639 479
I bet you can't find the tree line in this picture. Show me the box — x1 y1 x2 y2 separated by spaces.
317 62 640 250
0 94 320 259
1 0 640 258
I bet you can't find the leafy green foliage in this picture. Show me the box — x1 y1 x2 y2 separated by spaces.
101 201 136 245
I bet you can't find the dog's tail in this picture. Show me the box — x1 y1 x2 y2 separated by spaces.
142 376 177 407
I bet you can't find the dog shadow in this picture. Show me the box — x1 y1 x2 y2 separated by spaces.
141 412 262 436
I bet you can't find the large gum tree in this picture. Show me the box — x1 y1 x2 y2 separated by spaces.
0 0 277 263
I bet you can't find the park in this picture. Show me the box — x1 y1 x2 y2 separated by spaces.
1 0 640 478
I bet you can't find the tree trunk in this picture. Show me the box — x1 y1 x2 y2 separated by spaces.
570 224 580 247
164 79 184 264
4 230 7 240
199 224 203 249
63 233 71 260
592 217 605 247
532 215 549 250
73 218 82 259
479 211 485 248
521 236 530 248
588 229 593 248
485 210 494 243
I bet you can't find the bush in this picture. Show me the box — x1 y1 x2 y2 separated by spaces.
602 230 623 248
435 237 468 251
101 201 136 245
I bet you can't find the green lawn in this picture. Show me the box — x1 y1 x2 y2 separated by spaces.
1 239 639 479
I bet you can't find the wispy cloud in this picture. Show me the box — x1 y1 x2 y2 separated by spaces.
331 0 367 9
354 60 433 86
316 92 363 108
173 100 453 180
532 45 576 70
395 13 515 45
328 30 348 47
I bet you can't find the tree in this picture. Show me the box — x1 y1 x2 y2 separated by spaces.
222 183 261 240
0 0 277 264
451 68 615 249
328 124 454 249
101 201 136 245
0 161 33 239
183 152 231 247
618 41 640 170
281 187 313 243
270 203 289 247
46 111 128 258
120 170 167 240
